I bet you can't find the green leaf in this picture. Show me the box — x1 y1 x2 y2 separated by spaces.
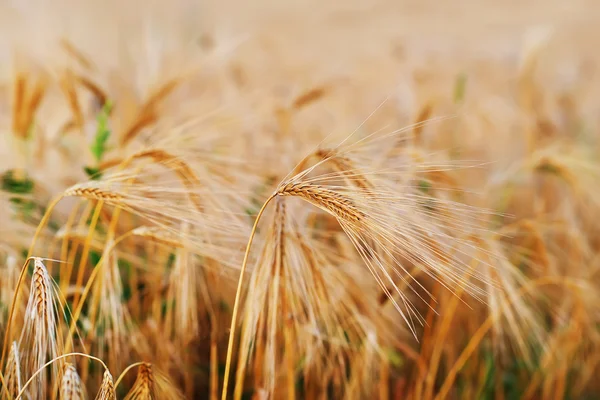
90 100 113 163
417 179 432 194
89 250 102 267
385 347 404 368
2 170 34 194
83 166 103 180
167 252 176 269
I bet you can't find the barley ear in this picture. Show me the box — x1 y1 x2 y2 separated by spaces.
18 258 63 399
1 341 22 398
277 182 364 223
120 363 184 400
60 363 86 400
123 363 154 400
95 370 116 400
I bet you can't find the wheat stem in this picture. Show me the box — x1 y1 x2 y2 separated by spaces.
221 193 277 400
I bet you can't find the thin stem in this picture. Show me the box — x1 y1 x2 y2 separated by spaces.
221 193 276 400
115 361 147 388
15 352 107 400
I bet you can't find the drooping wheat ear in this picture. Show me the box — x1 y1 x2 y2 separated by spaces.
95 370 116 400
129 149 203 211
292 86 327 110
60 38 94 70
12 72 47 139
76 75 108 109
2 341 22 398
98 148 203 212
120 78 182 146
277 182 364 223
63 185 123 203
123 363 154 400
117 362 184 400
60 363 86 400
59 69 84 130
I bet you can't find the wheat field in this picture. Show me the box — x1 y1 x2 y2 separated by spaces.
1 0 600 399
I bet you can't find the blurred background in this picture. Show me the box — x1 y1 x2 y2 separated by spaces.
2 0 600 399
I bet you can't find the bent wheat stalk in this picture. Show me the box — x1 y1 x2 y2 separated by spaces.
15 353 108 400
222 179 373 398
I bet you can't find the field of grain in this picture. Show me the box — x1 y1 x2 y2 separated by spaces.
1 1 600 399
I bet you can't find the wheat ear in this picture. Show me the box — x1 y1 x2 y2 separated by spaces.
123 363 153 400
63 186 123 202
1 341 22 398
60 363 86 400
95 370 116 400
98 149 203 212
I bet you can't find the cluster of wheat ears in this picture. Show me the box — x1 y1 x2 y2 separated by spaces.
1 3 600 400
